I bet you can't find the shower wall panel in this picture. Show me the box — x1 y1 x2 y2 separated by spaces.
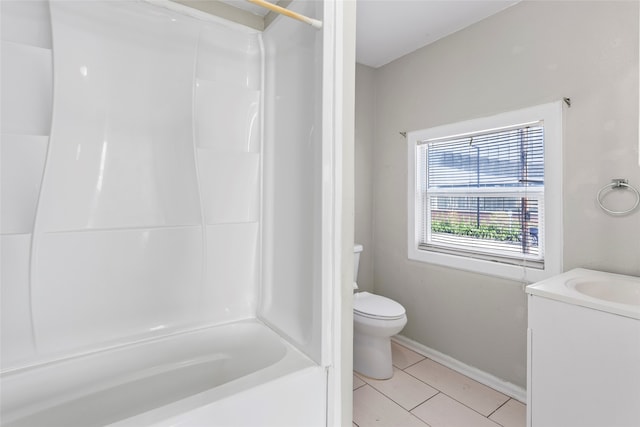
193 20 262 326
31 1 204 356
0 0 53 366
0 235 36 366
1 0 263 368
261 0 324 362
1 135 48 233
0 42 52 137
34 228 205 353
40 2 202 233
0 0 52 49
203 223 260 324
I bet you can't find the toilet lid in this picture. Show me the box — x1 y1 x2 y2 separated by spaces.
354 292 406 320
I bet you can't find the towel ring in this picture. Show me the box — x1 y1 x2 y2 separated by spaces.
596 179 640 215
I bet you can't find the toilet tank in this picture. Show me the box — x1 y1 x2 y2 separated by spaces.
354 244 363 282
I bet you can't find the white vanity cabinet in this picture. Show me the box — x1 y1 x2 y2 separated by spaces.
526 269 640 427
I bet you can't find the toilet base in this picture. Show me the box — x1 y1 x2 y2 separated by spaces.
353 333 394 380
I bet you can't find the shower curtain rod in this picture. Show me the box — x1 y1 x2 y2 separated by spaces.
247 0 323 29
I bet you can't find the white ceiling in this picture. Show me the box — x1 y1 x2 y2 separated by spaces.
356 0 521 68
221 1 522 69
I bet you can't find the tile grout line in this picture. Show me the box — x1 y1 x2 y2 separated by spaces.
354 380 507 427
358 372 440 414
399 363 509 421
394 342 521 404
360 366 502 422
391 351 427 370
407 391 441 412
355 343 523 427
356 384 431 426
486 398 512 426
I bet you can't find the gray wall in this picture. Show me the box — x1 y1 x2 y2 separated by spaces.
356 0 639 388
355 63 375 292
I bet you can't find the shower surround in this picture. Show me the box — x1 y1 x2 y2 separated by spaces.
0 0 344 425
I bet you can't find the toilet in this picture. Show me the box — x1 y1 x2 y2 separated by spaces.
353 244 407 380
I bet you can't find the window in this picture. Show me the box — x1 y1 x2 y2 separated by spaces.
407 102 563 282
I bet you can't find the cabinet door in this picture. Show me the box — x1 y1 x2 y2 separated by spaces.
528 295 640 427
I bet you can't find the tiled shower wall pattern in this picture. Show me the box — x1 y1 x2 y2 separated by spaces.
0 0 262 369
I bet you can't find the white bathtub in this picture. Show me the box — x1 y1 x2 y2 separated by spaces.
0 320 326 427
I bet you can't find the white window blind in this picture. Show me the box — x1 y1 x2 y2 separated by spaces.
417 123 545 268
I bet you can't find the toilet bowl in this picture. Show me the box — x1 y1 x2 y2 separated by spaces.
353 292 407 379
353 244 407 379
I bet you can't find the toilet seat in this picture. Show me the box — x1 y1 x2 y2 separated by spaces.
354 292 406 320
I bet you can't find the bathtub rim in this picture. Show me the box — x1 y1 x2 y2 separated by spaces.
1 318 318 427
1 317 275 376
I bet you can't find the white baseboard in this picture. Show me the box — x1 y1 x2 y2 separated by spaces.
392 335 527 403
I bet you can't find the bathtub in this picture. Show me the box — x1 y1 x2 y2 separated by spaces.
0 320 326 427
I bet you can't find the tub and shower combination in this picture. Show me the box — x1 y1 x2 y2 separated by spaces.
0 1 342 425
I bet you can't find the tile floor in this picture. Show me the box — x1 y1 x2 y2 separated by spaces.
353 341 526 427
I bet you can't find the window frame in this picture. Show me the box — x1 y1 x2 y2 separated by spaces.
407 102 563 282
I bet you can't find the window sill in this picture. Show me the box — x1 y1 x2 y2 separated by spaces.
408 245 560 283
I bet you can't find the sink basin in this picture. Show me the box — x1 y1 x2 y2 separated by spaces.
527 268 640 320
567 278 640 306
